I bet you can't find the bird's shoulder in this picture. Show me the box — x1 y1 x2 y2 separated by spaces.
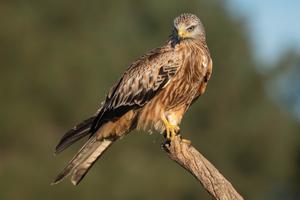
105 43 182 105
125 43 180 75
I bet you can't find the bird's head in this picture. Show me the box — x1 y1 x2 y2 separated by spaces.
171 13 205 45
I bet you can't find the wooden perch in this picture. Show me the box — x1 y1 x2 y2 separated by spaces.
162 135 244 200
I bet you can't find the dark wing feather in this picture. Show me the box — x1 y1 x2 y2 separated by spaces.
90 47 181 133
55 104 104 154
55 116 95 154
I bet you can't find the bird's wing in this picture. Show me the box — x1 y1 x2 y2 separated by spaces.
54 104 104 154
90 47 182 133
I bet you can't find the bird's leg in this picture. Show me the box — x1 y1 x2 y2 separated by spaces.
161 115 180 141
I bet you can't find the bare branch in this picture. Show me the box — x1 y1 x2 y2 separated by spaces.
162 135 244 200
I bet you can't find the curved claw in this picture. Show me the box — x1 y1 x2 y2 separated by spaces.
163 119 180 141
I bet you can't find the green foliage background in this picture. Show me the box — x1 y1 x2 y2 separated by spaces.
0 0 299 199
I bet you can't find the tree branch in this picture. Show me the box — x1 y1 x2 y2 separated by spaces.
162 135 244 200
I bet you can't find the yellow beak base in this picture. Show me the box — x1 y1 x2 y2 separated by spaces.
178 28 187 38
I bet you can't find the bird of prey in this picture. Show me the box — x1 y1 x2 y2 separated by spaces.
53 13 212 185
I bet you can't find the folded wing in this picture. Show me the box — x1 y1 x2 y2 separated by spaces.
90 48 182 133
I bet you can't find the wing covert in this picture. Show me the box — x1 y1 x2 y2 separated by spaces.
90 48 181 133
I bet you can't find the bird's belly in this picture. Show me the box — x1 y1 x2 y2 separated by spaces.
136 78 200 134
164 76 201 109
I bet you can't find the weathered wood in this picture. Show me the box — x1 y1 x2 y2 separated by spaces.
162 135 244 200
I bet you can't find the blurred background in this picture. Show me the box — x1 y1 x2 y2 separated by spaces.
1 0 300 199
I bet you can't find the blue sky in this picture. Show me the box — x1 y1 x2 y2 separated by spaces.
227 0 300 65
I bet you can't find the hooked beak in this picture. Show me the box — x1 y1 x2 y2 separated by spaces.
178 27 187 39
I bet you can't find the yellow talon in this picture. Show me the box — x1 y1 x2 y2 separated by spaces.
162 117 180 141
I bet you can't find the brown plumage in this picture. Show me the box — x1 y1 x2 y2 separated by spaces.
53 13 212 185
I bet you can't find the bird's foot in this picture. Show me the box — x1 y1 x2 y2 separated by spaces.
163 120 180 141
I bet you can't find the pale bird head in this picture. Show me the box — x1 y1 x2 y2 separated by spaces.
172 13 205 42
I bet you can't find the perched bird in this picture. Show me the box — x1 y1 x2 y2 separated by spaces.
53 13 212 185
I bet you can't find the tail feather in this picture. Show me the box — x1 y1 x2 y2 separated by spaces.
55 116 95 154
71 139 112 185
52 136 114 185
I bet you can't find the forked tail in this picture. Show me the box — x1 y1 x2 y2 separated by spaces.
52 136 115 185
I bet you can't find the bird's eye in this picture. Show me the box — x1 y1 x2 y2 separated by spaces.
187 25 195 32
